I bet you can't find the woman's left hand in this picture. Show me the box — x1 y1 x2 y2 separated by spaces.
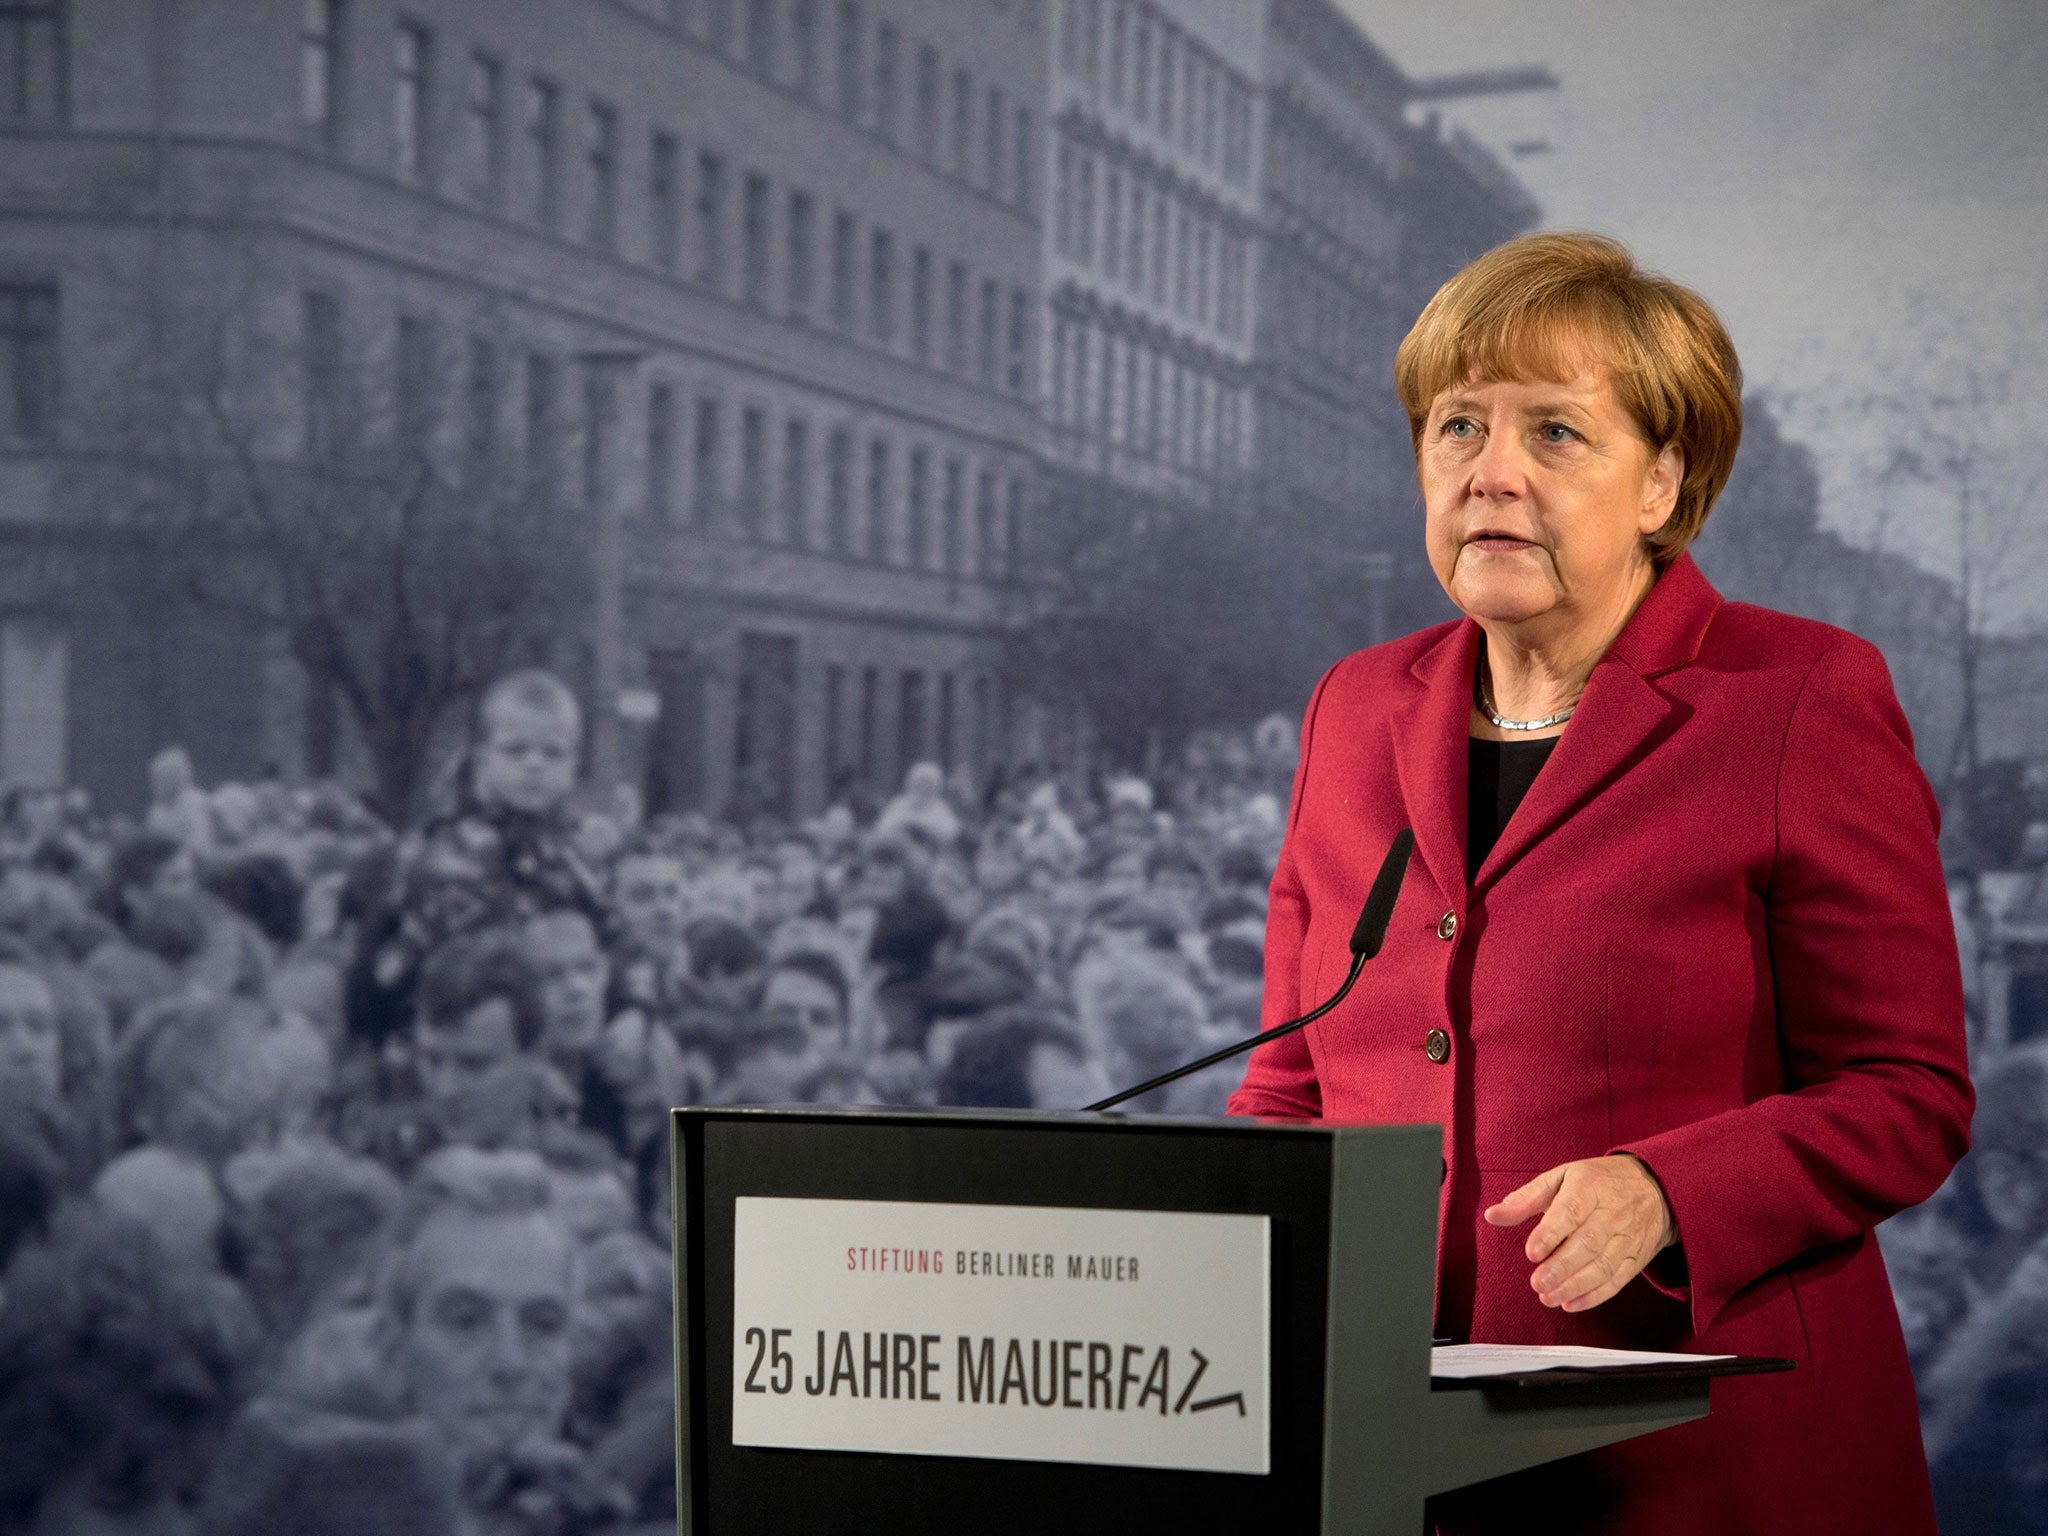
1485 1154 1676 1313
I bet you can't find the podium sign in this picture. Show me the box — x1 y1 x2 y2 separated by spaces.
729 1195 1271 1473
673 1107 1720 1536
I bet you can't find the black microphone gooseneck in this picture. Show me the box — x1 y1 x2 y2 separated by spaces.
1083 828 1416 1112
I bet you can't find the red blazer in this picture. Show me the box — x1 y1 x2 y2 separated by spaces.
1228 553 1972 1536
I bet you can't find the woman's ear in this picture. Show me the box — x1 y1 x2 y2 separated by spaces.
1639 441 1684 535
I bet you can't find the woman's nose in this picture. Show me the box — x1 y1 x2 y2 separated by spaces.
1469 429 1528 498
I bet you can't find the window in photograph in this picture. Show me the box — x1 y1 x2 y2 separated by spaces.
525 351 560 499
1173 200 1191 315
1053 141 1075 257
983 85 1003 192
526 77 561 229
463 51 504 207
791 0 819 96
300 0 341 146
394 312 436 461
974 467 996 578
825 424 853 553
906 445 929 567
1006 287 1029 394
587 100 619 251
692 394 722 521
1074 150 1094 265
650 130 681 270
1013 104 1033 208
1050 315 1071 427
745 0 776 76
739 404 767 534
786 188 815 317
835 0 862 121
859 664 879 780
1143 344 1163 454
393 19 433 186
940 454 961 573
299 289 340 459
977 276 998 386
1131 8 1149 121
1107 0 1124 107
873 20 899 143
1004 475 1024 577
1199 60 1218 164
865 436 890 561
868 227 894 345
944 259 966 373
779 415 808 544
972 673 991 774
914 42 939 163
824 663 846 783
1156 22 1174 136
1103 166 1122 278
910 245 932 365
937 671 955 768
0 289 53 439
1125 177 1145 291
462 334 499 481
646 380 675 524
743 171 772 305
1223 78 1251 185
696 151 727 289
830 208 857 330
949 66 971 177
897 669 925 774
706 0 735 54
1105 331 1125 445
1150 187 1168 301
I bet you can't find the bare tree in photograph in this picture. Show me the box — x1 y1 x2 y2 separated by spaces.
1002 475 1378 776
1849 287 2048 859
72 238 592 825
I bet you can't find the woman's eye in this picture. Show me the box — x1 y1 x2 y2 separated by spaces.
1539 423 1578 444
1442 418 1478 439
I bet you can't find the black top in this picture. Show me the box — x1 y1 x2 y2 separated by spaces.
1467 736 1560 882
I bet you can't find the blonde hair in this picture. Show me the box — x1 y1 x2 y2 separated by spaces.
1393 232 1743 567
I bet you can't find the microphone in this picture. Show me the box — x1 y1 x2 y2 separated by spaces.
1083 828 1416 1112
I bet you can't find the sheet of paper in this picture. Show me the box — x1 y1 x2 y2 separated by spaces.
1430 1343 1737 1378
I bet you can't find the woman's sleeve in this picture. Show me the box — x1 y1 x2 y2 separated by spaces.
1226 661 1343 1121
1616 634 1974 1335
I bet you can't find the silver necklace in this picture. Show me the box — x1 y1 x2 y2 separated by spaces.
1475 674 1576 732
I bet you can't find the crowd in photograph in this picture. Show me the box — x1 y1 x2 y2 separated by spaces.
0 664 2040 1533
0 667 1299 1535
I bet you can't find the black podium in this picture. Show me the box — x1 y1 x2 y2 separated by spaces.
671 1107 1754 1535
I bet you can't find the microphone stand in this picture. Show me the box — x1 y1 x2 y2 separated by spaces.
1085 829 1415 1113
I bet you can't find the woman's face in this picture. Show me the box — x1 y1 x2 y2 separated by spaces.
1419 366 1681 637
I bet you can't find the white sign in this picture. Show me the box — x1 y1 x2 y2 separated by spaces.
730 1196 1271 1475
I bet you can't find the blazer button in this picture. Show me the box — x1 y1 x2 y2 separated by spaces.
1436 910 1458 941
1425 1028 1451 1064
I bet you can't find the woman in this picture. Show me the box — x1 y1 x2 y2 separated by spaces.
1228 233 1971 1534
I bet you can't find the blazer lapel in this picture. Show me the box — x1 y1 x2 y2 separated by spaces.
1471 553 1723 892
1390 619 1481 904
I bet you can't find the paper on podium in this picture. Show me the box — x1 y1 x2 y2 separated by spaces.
1431 1343 1736 1379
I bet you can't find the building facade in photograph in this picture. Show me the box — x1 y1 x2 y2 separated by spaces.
1042 0 1262 505
0 0 1539 822
1251 0 1538 633
0 0 1047 821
